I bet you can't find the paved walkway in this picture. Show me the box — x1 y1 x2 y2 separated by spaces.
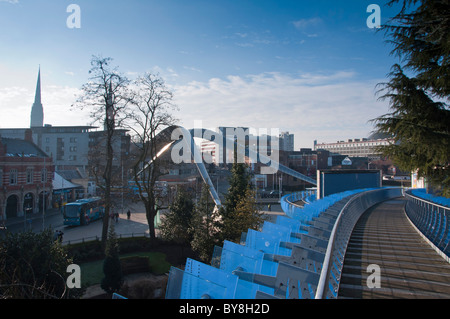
0 203 153 244
62 204 154 245
338 198 450 299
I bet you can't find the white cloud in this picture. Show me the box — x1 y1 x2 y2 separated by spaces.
235 32 248 38
172 72 389 149
0 87 30 127
292 18 323 30
0 85 90 129
183 66 202 73
0 70 391 150
0 0 19 3
43 85 88 125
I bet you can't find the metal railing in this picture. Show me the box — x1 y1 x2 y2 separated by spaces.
281 190 316 209
405 190 450 260
62 232 151 245
315 187 404 299
165 187 404 299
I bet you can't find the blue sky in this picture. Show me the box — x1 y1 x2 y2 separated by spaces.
0 0 403 149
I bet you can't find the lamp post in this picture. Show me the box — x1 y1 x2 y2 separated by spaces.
42 154 46 231
21 185 25 231
279 174 283 202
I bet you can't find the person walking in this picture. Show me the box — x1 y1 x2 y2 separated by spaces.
127 210 131 220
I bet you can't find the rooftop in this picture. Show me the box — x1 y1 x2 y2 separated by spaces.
0 137 48 158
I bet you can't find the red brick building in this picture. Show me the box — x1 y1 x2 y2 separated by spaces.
0 133 54 221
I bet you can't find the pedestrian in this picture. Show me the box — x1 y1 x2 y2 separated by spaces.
127 210 131 220
58 231 64 243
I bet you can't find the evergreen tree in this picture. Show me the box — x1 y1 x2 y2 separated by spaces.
374 0 450 196
189 184 219 263
0 229 80 299
383 0 450 98
160 187 195 245
219 159 264 243
101 223 123 295
223 187 265 244
223 161 250 216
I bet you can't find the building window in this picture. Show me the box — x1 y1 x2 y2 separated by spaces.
41 168 47 183
9 169 18 185
0 169 2 186
70 146 77 152
26 168 34 184
70 137 78 143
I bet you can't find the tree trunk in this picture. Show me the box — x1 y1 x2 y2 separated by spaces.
102 127 114 248
145 199 157 241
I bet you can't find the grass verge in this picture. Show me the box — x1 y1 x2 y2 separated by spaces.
80 251 171 287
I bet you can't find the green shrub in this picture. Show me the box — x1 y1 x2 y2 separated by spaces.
66 240 104 263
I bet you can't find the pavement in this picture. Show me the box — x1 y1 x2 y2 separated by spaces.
0 202 152 244
2 207 61 230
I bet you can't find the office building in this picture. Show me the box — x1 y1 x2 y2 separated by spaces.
279 131 294 152
314 137 394 158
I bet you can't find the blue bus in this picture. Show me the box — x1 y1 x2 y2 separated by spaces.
63 197 105 226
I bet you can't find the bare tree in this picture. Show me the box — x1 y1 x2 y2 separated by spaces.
126 73 177 241
87 132 133 213
73 56 132 247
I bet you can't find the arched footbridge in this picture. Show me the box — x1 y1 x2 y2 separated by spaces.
140 126 317 207
165 187 450 299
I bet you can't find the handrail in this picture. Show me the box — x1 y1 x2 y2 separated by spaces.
404 190 450 261
405 190 450 210
314 192 355 299
315 187 404 299
282 190 316 208
164 187 403 299
62 232 150 245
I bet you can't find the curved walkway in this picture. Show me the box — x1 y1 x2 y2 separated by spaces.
338 198 450 299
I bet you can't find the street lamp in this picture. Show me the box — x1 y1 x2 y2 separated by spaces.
279 174 283 201
42 154 46 231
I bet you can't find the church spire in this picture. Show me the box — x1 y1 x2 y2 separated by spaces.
34 66 41 104
30 66 44 127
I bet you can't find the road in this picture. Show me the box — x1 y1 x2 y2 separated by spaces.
2 202 285 244
1 202 151 244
